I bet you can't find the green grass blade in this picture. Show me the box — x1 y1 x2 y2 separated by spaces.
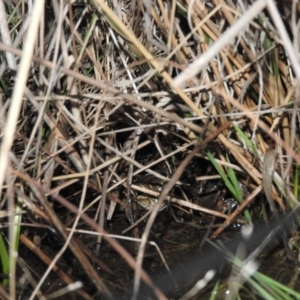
232 122 258 156
7 199 23 289
0 234 9 287
253 271 300 299
225 157 251 221
13 200 22 253
206 151 237 199
209 281 219 300
247 277 277 300
226 155 242 202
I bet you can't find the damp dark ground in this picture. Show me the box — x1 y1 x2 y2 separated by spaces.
15 193 300 300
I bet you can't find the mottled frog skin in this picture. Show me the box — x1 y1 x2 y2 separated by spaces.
135 183 162 210
136 194 158 210
135 181 238 213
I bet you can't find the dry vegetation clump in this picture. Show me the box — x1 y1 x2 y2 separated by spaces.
0 0 300 299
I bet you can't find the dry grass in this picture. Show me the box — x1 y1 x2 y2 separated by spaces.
0 0 300 299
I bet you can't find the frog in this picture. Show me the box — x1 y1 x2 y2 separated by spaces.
133 179 239 214
136 193 159 210
134 183 163 210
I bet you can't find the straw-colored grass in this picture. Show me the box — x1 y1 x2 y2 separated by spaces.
0 0 300 299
